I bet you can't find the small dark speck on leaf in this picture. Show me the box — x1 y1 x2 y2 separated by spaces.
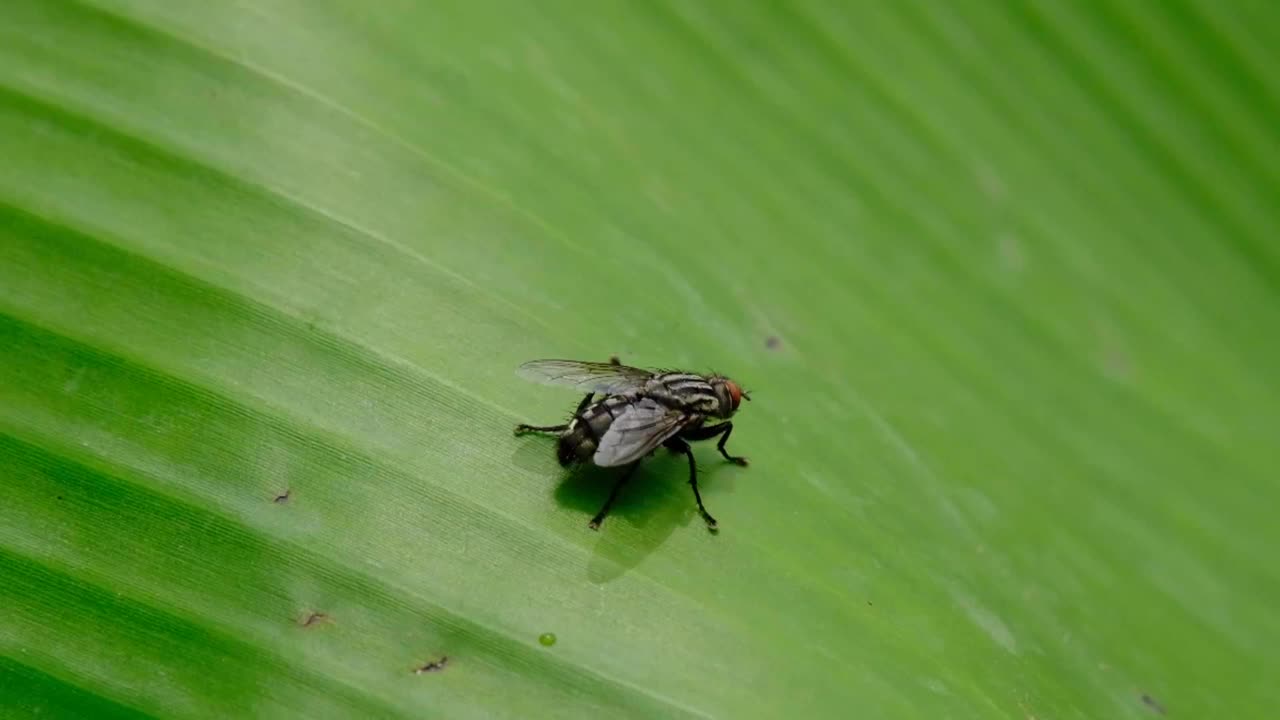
56 495 64 501
1141 694 1166 715
298 611 330 628
414 656 449 674
866 600 873 606
765 335 781 350
273 489 291 504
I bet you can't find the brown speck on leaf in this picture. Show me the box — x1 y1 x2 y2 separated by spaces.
298 611 330 628
273 489 291 504
1141 694 1166 715
764 335 781 350
414 656 449 674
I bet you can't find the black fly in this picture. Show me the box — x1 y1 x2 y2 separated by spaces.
514 357 751 531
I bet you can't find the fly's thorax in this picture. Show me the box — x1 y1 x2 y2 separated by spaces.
648 373 721 415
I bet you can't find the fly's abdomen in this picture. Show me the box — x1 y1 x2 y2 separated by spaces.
557 426 595 466
556 396 627 466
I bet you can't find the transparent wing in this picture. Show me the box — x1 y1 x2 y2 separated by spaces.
593 398 691 467
516 359 653 395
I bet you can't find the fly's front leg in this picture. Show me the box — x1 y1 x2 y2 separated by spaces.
665 438 717 530
714 423 748 466
590 461 640 530
515 392 595 436
682 422 748 466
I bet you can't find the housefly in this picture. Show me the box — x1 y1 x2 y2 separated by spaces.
514 357 750 531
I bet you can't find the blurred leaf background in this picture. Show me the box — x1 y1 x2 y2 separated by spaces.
2 1 1277 718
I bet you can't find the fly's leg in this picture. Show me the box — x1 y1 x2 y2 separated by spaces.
714 423 748 466
665 438 717 530
514 423 568 436
589 461 640 530
515 392 595 436
681 422 748 466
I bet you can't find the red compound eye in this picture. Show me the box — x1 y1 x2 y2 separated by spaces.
725 381 743 410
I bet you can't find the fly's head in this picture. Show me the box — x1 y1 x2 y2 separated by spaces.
708 375 750 419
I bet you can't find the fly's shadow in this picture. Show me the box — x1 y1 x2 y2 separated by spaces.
556 452 689 582
552 457 677 529
512 431 686 529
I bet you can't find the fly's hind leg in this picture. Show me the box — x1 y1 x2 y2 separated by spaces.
514 422 569 436
664 438 718 531
515 392 596 436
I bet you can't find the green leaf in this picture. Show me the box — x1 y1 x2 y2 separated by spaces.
2 1 1277 718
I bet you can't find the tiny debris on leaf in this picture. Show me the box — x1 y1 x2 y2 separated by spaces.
273 488 292 504
764 335 781 350
414 656 449 674
298 611 330 628
1141 693 1166 715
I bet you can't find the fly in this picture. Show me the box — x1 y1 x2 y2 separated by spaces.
514 356 751 531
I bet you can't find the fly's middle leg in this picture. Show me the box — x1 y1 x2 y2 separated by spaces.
514 392 596 436
665 438 718 530
589 461 640 530
681 422 748 466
